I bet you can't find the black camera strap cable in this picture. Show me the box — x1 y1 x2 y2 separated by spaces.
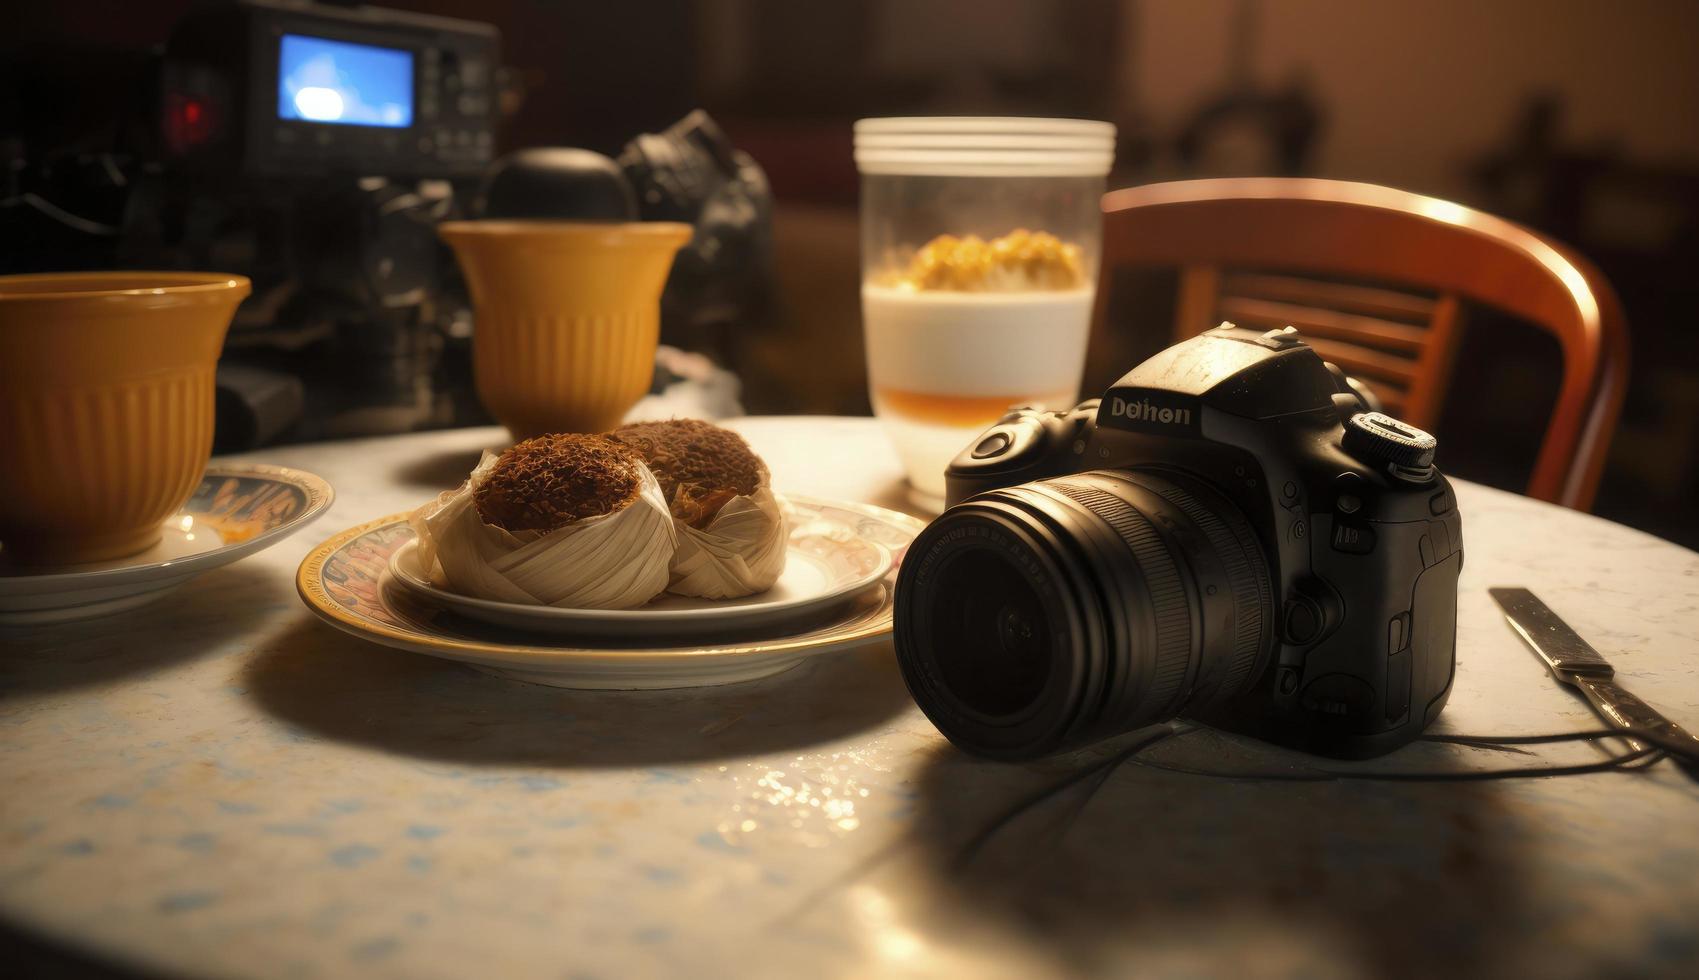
1130 737 1666 783
1125 723 1699 783
953 723 1696 867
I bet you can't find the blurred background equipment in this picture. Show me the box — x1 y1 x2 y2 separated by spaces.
618 110 776 361
478 147 638 221
2 0 505 449
475 111 777 364
146 0 504 446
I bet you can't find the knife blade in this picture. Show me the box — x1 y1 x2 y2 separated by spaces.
1489 586 1699 775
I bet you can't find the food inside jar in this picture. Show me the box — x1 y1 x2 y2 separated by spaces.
883 229 1085 292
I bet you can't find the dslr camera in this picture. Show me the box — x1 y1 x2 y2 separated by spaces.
894 323 1463 760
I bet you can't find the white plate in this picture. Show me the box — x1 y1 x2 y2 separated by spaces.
385 495 894 639
0 464 333 625
296 497 925 689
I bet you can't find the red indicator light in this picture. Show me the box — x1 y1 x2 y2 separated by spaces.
164 92 216 154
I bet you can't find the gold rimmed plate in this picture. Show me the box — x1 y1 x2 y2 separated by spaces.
0 463 334 625
296 497 925 689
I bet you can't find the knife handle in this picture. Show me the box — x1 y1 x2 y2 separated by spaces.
1573 675 1699 776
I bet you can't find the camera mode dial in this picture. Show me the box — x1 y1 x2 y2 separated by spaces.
1344 412 1437 470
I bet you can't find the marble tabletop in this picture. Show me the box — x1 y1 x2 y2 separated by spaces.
3 417 1697 980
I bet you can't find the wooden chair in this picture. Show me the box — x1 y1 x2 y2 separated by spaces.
1093 177 1629 511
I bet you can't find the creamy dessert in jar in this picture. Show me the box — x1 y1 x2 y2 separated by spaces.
863 229 1093 502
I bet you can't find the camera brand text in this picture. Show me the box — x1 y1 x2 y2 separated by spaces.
1109 396 1192 426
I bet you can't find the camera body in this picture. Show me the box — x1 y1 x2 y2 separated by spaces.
938 322 1462 758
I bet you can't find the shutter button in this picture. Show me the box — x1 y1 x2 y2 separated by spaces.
971 431 1013 459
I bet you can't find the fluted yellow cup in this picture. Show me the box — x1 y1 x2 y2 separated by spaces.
439 221 691 440
0 272 249 565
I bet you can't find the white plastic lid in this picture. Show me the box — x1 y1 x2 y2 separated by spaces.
854 117 1116 177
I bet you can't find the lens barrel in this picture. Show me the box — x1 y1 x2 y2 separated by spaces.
894 470 1273 759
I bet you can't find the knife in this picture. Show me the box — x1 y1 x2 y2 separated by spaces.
1489 586 1699 775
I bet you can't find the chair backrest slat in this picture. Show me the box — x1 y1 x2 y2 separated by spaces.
1213 295 1430 354
1221 272 1439 323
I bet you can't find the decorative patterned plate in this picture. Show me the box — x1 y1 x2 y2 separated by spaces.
0 464 334 625
297 497 925 689
385 495 893 639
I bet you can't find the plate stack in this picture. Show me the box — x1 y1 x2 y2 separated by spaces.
296 495 923 689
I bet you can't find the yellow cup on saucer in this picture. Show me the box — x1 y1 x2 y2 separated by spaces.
439 221 692 440
0 272 250 565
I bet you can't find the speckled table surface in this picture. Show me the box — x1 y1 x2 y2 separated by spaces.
3 417 1698 980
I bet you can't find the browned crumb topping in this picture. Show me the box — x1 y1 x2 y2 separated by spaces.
608 419 766 528
473 434 644 533
889 229 1085 291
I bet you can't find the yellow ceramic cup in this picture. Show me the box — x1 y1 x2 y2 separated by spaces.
439 221 691 439
0 272 250 565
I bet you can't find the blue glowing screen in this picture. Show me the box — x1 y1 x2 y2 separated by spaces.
278 34 414 128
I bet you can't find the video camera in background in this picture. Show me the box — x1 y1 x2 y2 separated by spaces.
160 0 498 178
2 0 505 448
144 0 503 446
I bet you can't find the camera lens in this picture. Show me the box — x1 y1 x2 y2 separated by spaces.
894 470 1274 759
924 547 1055 718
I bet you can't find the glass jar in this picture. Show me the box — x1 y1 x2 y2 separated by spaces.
855 117 1115 510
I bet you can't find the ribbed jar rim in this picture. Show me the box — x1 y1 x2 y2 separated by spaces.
855 117 1115 177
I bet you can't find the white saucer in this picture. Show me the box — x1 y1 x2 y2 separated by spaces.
0 464 333 625
385 495 894 639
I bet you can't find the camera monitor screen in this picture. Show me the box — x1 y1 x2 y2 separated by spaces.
277 34 414 128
